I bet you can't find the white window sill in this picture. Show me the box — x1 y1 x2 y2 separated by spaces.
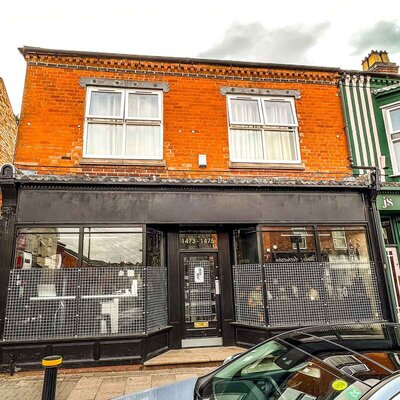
79 158 166 167
229 161 305 170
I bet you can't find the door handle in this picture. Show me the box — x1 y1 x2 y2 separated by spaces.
215 279 220 295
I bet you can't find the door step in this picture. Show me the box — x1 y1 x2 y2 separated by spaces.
143 346 244 370
181 337 223 348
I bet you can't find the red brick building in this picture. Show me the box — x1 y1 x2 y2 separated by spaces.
0 78 18 206
0 47 387 369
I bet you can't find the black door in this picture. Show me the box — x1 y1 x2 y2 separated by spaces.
180 253 222 339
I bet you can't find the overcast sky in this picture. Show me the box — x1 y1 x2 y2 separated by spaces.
1 0 400 114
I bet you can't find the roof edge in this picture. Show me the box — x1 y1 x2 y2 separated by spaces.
19 46 341 73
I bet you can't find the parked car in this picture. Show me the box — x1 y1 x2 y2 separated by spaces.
115 323 400 399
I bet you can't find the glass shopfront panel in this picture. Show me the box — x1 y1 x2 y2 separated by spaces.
261 227 317 263
318 226 370 262
15 228 80 269
5 225 167 341
83 227 143 267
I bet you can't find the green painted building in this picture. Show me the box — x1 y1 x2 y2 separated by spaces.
341 51 400 320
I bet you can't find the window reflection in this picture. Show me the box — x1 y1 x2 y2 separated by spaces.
262 227 316 263
319 227 370 262
15 228 80 269
83 227 143 268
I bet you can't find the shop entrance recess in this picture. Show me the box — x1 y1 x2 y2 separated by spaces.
178 231 222 348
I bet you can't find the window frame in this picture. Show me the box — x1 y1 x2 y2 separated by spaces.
382 101 400 174
227 94 301 164
83 87 163 160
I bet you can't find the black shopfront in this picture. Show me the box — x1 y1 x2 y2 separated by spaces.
0 175 391 369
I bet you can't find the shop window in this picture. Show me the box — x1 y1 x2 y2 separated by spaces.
83 227 143 267
15 228 80 269
146 229 164 266
382 102 400 174
262 227 316 263
318 226 370 262
84 87 163 159
235 229 259 264
227 95 300 163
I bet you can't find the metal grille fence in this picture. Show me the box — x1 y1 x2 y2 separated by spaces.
3 267 168 341
233 262 383 328
233 264 265 327
146 266 168 333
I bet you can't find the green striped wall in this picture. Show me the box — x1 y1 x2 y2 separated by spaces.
340 74 400 182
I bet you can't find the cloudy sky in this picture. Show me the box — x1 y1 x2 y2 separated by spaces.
1 0 400 114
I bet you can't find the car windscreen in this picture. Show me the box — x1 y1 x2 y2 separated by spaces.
199 339 371 400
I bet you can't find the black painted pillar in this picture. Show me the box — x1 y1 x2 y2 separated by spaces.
0 179 18 339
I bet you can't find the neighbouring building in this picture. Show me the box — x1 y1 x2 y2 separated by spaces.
340 50 400 322
0 78 18 206
0 47 389 369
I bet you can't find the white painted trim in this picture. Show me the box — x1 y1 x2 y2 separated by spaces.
358 76 376 167
352 76 369 168
344 75 362 171
366 76 384 181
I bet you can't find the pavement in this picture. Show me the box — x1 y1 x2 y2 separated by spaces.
0 366 214 400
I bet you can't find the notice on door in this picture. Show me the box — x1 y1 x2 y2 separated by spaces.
194 267 204 283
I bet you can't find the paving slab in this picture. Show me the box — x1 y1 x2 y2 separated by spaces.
0 366 214 400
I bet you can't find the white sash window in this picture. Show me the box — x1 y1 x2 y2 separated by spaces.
382 103 400 174
227 95 300 163
84 87 163 159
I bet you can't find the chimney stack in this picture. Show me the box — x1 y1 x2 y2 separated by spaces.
362 50 399 74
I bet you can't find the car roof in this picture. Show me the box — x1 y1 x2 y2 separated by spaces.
272 322 400 373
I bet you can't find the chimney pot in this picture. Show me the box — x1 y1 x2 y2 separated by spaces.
362 50 399 74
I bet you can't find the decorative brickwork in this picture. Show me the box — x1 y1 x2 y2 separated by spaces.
15 48 351 181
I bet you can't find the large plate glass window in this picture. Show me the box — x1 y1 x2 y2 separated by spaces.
318 226 370 262
83 227 143 267
262 227 316 263
227 95 300 163
84 87 163 159
383 103 400 174
15 228 80 269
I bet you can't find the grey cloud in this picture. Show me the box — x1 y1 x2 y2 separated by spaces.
351 21 400 55
198 22 330 64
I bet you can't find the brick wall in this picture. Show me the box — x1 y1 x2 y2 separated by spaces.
15 51 351 181
0 78 17 166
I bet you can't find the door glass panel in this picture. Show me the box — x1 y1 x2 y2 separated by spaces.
183 255 217 324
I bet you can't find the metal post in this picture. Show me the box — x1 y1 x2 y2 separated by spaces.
41 356 62 400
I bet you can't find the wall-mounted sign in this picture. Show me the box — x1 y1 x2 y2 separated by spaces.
377 194 400 211
194 267 205 283
179 232 218 250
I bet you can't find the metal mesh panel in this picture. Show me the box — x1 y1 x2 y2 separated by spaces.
233 264 265 327
146 266 168 333
324 262 383 323
264 262 325 327
4 269 78 341
188 261 213 317
78 267 145 337
232 262 383 329
3 266 168 341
